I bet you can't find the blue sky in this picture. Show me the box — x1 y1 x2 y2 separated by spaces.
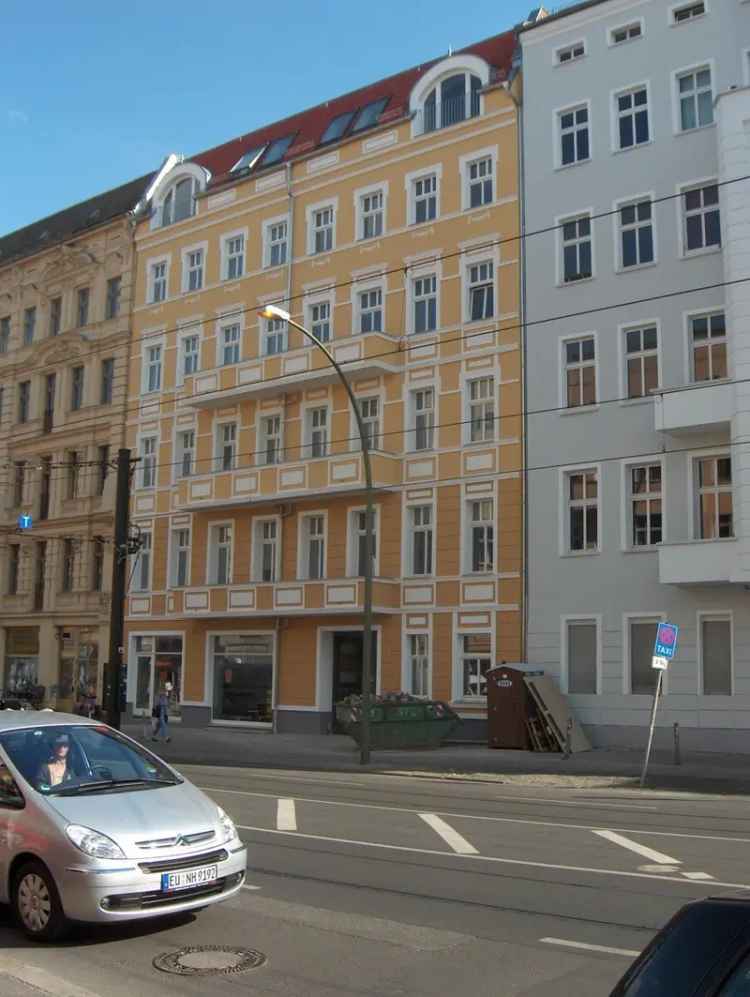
0 0 539 236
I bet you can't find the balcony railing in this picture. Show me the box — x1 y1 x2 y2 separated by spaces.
654 380 733 435
414 92 481 136
659 538 738 584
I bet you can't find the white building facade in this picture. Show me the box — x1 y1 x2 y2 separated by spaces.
520 0 750 750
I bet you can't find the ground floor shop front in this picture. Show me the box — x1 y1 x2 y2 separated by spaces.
123 609 520 735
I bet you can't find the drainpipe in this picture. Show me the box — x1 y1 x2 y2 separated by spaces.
285 163 295 328
505 67 529 665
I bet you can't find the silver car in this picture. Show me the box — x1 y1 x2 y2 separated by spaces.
0 711 247 940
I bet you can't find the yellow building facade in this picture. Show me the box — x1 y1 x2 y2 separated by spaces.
124 34 523 735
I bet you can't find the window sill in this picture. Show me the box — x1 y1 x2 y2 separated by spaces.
554 56 587 69
670 14 708 28
608 36 644 49
619 396 654 408
554 159 592 173
615 260 658 275
612 139 654 156
557 276 595 289
462 317 496 331
560 549 600 558
681 246 722 260
559 404 600 416
675 122 716 137
621 545 660 554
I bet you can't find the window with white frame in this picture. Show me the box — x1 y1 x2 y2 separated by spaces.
358 397 380 450
566 620 597 694
413 274 437 333
559 106 590 166
265 219 288 268
630 619 660 694
695 455 733 539
682 183 721 252
134 531 152 592
565 336 596 407
701 616 732 695
254 520 278 582
468 376 495 443
351 509 377 576
460 633 491 698
419 70 481 133
409 505 433 576
309 300 331 343
159 176 195 227
673 1 705 24
358 288 383 333
184 249 204 292
408 634 430 697
467 261 494 321
677 67 713 131
221 322 241 365
359 189 384 240
629 464 663 546
691 312 726 381
140 437 157 489
171 528 190 587
260 414 282 465
619 199 654 268
566 469 598 552
610 21 642 45
624 325 658 398
561 215 592 282
616 87 649 149
412 173 437 224
177 429 195 478
179 331 200 379
557 41 585 64
150 261 167 303
224 234 244 280
218 422 237 472
411 388 435 451
466 156 493 208
311 205 334 254
468 498 494 572
209 524 232 585
264 315 287 355
306 406 328 458
302 514 325 580
144 344 162 393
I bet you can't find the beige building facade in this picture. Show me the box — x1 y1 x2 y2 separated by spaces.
124 33 523 734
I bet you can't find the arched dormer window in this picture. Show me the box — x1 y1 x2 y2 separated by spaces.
151 162 210 230
410 55 490 136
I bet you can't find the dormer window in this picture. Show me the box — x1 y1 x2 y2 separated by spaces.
260 134 295 167
320 110 356 144
420 72 482 134
161 177 196 227
351 97 389 133
231 145 266 173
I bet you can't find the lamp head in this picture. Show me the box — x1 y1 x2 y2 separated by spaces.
258 304 290 322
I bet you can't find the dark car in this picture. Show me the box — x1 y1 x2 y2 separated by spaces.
611 897 750 996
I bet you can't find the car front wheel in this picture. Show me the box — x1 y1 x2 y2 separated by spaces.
13 860 69 941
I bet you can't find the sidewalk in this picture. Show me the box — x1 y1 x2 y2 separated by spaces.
123 721 750 795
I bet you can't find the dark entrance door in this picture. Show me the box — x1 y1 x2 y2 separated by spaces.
332 632 377 732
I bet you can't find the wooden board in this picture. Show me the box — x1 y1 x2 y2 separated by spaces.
523 675 591 753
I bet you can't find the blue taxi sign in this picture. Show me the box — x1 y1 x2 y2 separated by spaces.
654 622 678 660
17 514 32 530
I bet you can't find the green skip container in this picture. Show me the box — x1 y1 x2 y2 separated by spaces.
338 701 460 750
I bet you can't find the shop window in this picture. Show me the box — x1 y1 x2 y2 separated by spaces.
212 634 273 723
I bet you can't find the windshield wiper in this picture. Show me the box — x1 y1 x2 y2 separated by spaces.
48 777 178 795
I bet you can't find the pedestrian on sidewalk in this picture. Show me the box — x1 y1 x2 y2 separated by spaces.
151 683 171 743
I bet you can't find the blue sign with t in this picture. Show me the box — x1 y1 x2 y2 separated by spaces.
654 622 679 660
17 514 32 530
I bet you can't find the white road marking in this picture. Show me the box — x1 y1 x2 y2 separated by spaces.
0 956 101 997
594 829 681 865
235 823 750 890
243 884 262 890
277 798 297 831
540 938 640 958
682 871 714 881
419 813 479 854
201 785 746 846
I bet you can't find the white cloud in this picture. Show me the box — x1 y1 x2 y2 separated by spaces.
7 109 29 126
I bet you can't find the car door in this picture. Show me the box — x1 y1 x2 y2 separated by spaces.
0 753 25 903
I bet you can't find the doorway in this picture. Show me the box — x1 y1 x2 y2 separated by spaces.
332 632 377 731
132 635 183 718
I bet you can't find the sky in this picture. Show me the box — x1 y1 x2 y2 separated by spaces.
0 0 540 236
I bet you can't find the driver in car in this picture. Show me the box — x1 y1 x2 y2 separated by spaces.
36 733 74 788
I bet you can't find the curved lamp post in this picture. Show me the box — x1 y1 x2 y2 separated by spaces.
258 305 374 765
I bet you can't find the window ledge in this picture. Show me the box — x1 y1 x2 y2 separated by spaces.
462 318 497 331
612 139 654 155
621 545 660 554
554 159 592 174
670 14 708 28
619 396 655 408
608 36 644 50
675 122 716 137
557 276 595 289
559 404 600 416
560 549 600 558
616 260 658 275
681 246 722 260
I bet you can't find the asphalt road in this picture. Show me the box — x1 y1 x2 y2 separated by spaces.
2 766 750 996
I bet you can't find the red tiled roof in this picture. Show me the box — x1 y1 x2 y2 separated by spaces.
192 30 517 187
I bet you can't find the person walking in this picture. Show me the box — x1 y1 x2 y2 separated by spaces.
151 683 171 743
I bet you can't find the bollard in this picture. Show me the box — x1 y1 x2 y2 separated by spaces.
564 717 573 758
673 721 681 766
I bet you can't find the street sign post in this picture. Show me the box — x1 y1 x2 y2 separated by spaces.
640 623 679 788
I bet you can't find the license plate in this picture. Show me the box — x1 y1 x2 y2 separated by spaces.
161 864 219 892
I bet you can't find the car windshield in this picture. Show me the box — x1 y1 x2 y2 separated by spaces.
0 724 181 795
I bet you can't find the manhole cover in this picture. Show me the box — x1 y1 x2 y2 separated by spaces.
153 945 266 976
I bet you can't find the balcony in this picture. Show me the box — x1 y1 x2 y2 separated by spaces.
128 578 401 619
413 91 481 137
171 450 402 512
658 538 738 585
182 332 402 408
654 381 733 435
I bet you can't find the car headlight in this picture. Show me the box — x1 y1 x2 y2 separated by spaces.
66 824 125 859
217 806 238 843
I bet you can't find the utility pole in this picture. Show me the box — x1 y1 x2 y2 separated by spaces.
105 448 132 730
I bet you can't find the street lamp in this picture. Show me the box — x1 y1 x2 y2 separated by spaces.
258 305 374 765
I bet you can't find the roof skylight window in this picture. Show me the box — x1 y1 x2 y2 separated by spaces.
351 97 389 133
261 134 296 167
320 110 356 145
231 145 266 173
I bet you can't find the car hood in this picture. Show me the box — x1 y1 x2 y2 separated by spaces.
44 780 222 856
